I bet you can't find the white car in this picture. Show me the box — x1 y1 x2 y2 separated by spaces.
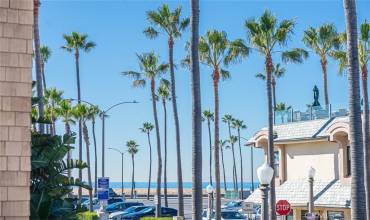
202 209 246 220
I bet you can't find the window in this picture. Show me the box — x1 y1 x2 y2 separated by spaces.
346 146 351 176
274 151 280 178
327 211 344 220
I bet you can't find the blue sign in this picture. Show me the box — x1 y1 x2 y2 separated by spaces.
98 177 109 201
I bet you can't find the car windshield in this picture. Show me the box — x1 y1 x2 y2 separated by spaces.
225 202 239 207
107 203 121 209
221 211 245 219
125 206 146 213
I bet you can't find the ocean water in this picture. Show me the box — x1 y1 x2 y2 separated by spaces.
106 182 259 190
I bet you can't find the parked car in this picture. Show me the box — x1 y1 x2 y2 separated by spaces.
122 206 178 219
82 198 100 210
108 197 124 205
106 202 144 213
222 200 243 211
202 209 246 220
109 206 150 220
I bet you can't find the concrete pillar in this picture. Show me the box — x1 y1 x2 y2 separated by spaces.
0 0 33 219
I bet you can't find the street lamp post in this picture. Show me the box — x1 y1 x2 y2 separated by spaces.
257 162 274 220
101 101 137 177
241 137 255 191
308 166 316 219
206 184 214 220
108 147 125 198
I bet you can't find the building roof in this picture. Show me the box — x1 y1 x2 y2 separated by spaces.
245 179 351 208
248 116 349 144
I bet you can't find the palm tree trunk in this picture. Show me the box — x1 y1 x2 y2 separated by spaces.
361 65 370 220
131 154 135 199
151 79 162 217
168 37 184 216
82 122 93 212
33 0 44 134
221 145 227 192
208 119 213 185
343 0 367 218
228 123 238 192
272 80 277 124
75 50 83 201
147 132 152 200
190 1 203 218
320 56 330 106
163 99 169 207
250 145 254 191
42 63 47 92
266 53 276 220
65 122 72 179
238 129 244 199
92 118 98 197
213 69 221 220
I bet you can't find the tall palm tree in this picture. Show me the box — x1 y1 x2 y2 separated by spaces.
140 122 154 200
232 119 247 199
245 10 308 219
144 5 189 215
40 45 51 91
127 140 139 199
303 24 340 106
55 99 75 179
332 22 370 215
202 110 214 185
190 0 202 218
222 115 238 192
72 104 93 212
255 63 286 111
198 30 249 219
87 105 101 196
275 102 291 124
219 139 228 193
33 0 44 133
44 88 63 136
123 53 168 217
340 5 368 216
157 80 171 207
62 32 95 200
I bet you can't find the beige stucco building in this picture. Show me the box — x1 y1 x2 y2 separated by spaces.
246 116 353 220
0 0 33 219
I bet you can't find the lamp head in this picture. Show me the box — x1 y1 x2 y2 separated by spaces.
257 162 274 185
308 166 316 179
206 184 214 194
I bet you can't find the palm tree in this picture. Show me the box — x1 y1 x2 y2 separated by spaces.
232 119 247 199
140 122 154 200
222 115 238 192
127 140 139 199
123 52 168 217
62 32 95 200
275 102 292 124
40 45 51 91
33 0 44 133
331 22 370 214
144 5 189 215
256 63 286 111
87 105 101 196
303 24 340 106
190 0 202 218
219 139 228 193
157 80 171 207
203 110 214 185
342 3 368 216
44 88 63 136
198 30 249 219
245 10 308 219
72 104 93 212
55 99 75 179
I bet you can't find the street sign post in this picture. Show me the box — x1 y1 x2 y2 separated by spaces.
242 202 254 213
276 200 291 216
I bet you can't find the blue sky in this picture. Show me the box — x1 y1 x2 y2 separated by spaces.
39 0 369 182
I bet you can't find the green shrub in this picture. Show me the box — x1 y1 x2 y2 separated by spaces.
76 211 99 220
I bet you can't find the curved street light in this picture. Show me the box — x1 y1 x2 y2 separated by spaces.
108 147 126 198
101 101 137 177
240 136 255 191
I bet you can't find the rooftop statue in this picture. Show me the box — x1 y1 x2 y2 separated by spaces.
312 85 321 107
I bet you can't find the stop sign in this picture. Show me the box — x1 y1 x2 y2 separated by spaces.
276 200 291 216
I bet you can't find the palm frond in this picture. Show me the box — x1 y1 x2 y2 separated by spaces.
282 48 309 64
143 26 159 39
220 69 230 81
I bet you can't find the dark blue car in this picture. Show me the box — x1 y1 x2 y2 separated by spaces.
105 202 144 213
122 206 178 219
